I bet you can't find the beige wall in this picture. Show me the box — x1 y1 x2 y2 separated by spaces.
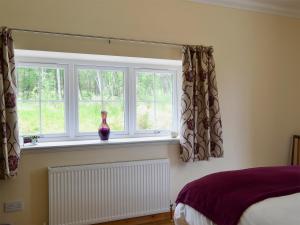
1 0 300 224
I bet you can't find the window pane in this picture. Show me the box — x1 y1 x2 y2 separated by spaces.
103 102 124 131
79 101 125 132
79 102 101 132
78 68 125 133
102 70 124 101
155 73 172 102
17 65 66 136
156 103 172 130
17 67 39 101
78 69 100 101
18 101 40 135
78 69 124 101
136 72 154 101
41 102 65 134
136 102 155 130
41 68 64 101
136 71 173 131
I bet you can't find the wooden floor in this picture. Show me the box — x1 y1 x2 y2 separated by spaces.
94 213 174 225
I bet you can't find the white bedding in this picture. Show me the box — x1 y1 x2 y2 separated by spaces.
174 193 300 225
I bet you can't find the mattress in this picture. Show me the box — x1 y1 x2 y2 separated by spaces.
174 192 300 225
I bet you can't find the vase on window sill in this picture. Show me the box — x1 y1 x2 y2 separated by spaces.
98 110 110 141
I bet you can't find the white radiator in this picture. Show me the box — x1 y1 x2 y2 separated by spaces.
48 159 170 225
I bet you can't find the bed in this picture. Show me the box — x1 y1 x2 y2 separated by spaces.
174 166 300 225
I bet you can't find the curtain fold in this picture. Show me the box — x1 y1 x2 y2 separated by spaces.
0 27 20 179
291 135 300 165
180 45 223 162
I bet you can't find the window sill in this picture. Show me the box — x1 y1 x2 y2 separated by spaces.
21 136 180 151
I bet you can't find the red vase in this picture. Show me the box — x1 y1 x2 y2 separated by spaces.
98 111 110 140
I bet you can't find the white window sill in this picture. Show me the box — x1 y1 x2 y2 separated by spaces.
21 136 180 151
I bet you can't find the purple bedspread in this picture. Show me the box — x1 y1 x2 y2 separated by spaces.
176 166 300 225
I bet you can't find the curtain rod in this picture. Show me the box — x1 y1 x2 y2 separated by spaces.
11 28 184 48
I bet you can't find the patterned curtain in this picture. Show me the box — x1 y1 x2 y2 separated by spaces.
0 27 20 179
291 135 300 165
180 46 223 162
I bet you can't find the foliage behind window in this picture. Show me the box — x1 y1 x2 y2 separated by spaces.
77 68 125 132
17 66 65 136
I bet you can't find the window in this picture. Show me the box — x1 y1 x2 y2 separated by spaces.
77 67 126 133
136 70 174 132
17 64 66 136
15 50 180 141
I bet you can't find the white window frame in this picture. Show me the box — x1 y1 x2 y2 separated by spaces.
74 64 129 138
133 68 178 137
16 62 70 141
15 50 181 142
